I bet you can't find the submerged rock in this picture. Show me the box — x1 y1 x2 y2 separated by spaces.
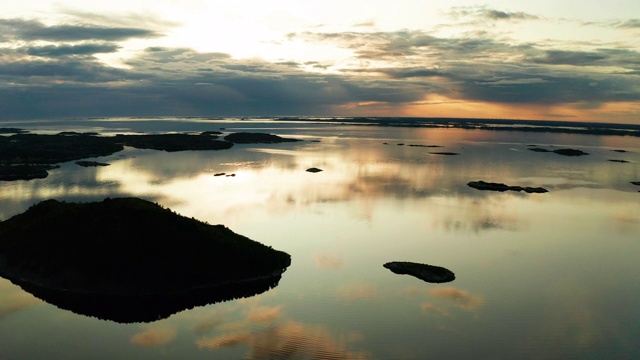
383 261 455 283
0 197 291 322
468 181 548 193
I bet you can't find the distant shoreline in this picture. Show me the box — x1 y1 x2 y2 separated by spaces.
272 117 640 137
2 116 640 137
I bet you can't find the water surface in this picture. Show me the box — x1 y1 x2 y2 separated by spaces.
1 119 639 359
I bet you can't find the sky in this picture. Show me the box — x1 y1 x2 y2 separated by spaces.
1 1 639 124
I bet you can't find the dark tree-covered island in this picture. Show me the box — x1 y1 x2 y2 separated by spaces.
0 130 301 181
468 181 549 193
0 197 291 322
383 261 455 283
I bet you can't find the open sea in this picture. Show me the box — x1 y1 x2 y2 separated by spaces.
1 117 639 359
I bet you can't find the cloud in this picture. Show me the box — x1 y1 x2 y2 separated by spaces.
0 18 160 42
0 58 131 82
614 19 640 28
528 50 608 66
24 43 121 57
446 6 540 22
480 9 540 21
1 13 639 121
60 9 181 29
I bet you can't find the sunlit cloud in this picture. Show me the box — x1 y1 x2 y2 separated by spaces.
130 325 177 347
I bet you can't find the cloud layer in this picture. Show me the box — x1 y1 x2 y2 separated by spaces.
1 5 639 123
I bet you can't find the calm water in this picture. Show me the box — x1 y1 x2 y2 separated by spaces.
1 119 639 359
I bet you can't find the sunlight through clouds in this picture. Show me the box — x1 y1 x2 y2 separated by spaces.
1 1 639 122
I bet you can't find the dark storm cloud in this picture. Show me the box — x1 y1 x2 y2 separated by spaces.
0 18 159 42
24 43 120 57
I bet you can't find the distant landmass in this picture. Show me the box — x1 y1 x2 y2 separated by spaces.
0 131 300 181
273 117 640 137
0 197 291 322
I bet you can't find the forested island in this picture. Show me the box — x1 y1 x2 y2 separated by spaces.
0 130 301 181
0 197 291 322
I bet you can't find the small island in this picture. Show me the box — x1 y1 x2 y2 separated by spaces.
223 132 302 144
75 161 110 167
0 197 291 322
528 147 589 156
0 164 60 181
114 133 234 152
383 261 455 283
429 152 460 156
0 131 239 181
468 181 548 193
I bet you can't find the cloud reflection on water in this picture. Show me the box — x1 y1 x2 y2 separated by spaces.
428 287 485 311
198 321 369 360
130 325 177 347
0 279 41 320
